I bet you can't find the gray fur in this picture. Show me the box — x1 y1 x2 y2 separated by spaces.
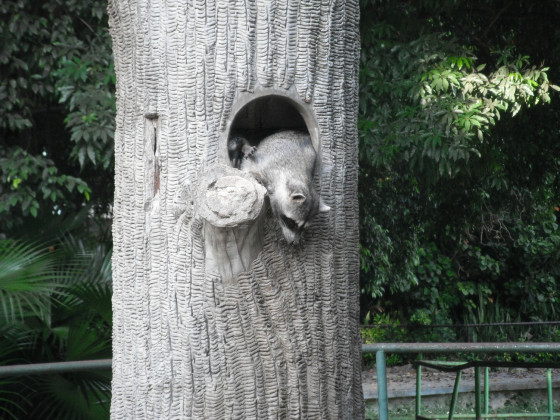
230 130 329 245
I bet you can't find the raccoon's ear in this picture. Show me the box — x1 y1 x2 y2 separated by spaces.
290 193 306 202
319 197 330 212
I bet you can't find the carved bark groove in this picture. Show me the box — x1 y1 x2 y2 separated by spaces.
109 0 363 418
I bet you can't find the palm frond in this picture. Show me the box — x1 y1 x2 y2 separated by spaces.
0 376 33 420
73 281 112 326
66 322 111 362
0 388 30 420
30 374 110 420
0 238 113 419
56 235 111 286
0 240 66 323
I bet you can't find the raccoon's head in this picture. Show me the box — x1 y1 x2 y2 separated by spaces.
270 180 330 245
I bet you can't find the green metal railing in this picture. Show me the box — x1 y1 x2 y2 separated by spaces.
363 343 560 420
414 360 558 419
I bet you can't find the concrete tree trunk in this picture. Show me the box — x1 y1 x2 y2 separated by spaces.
108 0 363 418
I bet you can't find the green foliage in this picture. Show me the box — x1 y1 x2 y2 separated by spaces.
359 30 557 180
0 0 114 236
0 147 91 230
55 48 115 169
359 171 422 297
0 237 112 420
358 0 560 336
361 312 405 366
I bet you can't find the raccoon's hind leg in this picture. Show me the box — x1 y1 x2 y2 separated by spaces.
228 136 257 169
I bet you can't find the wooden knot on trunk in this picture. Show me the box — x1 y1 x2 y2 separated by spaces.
195 164 267 284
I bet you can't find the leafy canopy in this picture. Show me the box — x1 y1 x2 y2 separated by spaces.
0 0 115 235
358 0 560 338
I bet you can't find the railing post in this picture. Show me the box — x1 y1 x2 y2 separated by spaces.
547 368 554 420
474 366 482 420
376 349 389 420
484 366 489 416
448 371 462 420
416 355 422 418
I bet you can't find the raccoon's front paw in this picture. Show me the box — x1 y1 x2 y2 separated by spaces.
243 145 257 159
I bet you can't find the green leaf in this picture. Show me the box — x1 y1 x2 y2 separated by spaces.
86 145 96 164
11 178 22 189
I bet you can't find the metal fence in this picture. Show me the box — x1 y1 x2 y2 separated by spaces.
363 342 560 420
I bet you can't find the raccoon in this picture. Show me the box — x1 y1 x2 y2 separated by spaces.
229 130 329 245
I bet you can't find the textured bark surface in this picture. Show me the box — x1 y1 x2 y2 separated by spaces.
109 0 363 418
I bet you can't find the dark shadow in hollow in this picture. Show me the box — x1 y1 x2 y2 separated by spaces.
227 95 310 156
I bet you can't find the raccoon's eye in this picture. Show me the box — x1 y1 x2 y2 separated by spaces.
281 215 298 231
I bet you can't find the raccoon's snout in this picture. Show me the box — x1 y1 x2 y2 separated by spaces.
279 214 305 245
280 224 302 246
